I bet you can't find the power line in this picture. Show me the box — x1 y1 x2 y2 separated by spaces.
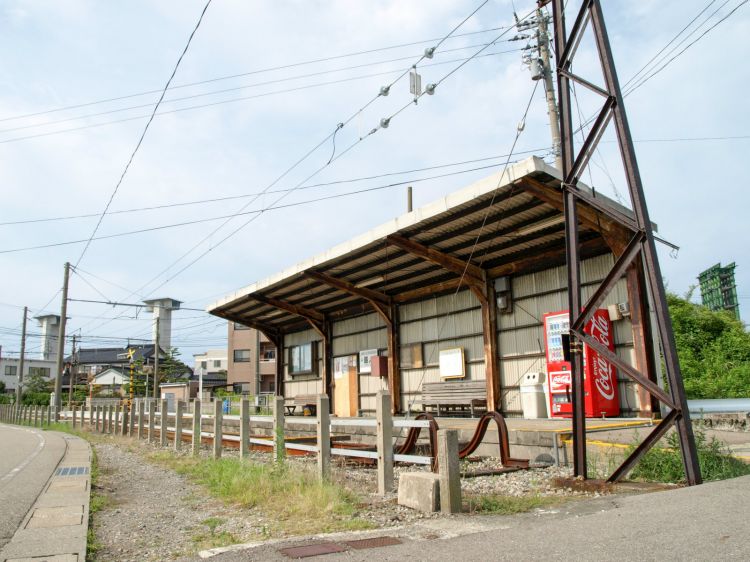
0 48 522 146
0 25 511 124
625 0 748 96
73 0 213 270
0 146 544 227
0 41 517 137
67 2 517 338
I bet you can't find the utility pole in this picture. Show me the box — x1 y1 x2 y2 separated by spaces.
16 306 27 404
518 8 562 170
67 334 77 408
54 262 70 414
152 316 160 400
407 186 413 212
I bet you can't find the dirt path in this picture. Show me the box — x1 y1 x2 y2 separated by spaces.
91 441 259 561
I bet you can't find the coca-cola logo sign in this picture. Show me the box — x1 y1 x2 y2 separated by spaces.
550 372 571 392
588 312 616 401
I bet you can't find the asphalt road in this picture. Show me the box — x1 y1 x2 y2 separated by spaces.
0 424 65 550
203 475 750 561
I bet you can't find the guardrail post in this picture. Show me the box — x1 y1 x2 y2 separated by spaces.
175 401 184 451
138 400 145 439
121 403 128 435
160 399 168 447
213 399 222 459
72 405 77 428
240 399 250 459
437 429 461 514
192 400 201 456
273 396 285 463
115 404 122 435
376 390 393 495
148 400 156 443
317 394 330 481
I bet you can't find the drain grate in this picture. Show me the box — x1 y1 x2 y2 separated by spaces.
343 536 402 550
55 466 89 477
278 542 346 558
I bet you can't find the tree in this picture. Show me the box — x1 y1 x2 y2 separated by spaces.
668 292 750 399
160 347 191 382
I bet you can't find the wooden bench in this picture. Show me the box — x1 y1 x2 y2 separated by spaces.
413 381 487 417
285 394 318 415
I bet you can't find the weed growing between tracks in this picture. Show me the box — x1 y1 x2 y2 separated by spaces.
629 430 750 483
147 451 373 537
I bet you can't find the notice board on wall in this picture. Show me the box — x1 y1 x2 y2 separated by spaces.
439 347 465 379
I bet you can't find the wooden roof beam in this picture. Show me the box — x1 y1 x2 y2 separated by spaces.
517 177 631 255
385 234 485 288
251 294 326 338
305 271 390 305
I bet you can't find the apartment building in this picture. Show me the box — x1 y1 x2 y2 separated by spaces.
227 322 276 395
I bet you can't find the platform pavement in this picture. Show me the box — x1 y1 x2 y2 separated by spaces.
0 429 91 562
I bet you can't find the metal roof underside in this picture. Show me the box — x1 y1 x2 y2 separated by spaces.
208 157 629 334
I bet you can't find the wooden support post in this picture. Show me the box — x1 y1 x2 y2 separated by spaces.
95 406 101 432
274 335 285 398
138 401 145 439
438 429 461 514
273 396 285 463
317 394 330 481
627 262 659 417
471 279 501 412
240 399 250 459
386 304 401 414
376 390 393 495
213 399 223 459
148 400 156 443
174 401 184 451
160 399 168 447
192 400 202 456
89 402 94 428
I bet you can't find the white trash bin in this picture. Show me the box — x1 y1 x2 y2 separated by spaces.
520 372 548 419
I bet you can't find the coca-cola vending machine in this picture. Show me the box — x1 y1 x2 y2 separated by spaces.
543 309 620 418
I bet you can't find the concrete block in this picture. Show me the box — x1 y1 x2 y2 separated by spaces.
398 472 440 512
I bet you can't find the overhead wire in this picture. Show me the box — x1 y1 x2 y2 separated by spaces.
66 0 498 339
73 0 213 270
0 25 512 124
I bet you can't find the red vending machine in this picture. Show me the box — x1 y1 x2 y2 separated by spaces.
543 309 620 418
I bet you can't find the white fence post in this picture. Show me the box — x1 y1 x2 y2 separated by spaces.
438 429 462 514
273 396 285 463
213 399 223 459
317 395 330 481
240 399 250 459
174 401 184 451
376 390 393 495
160 399 168 447
192 400 201 456
137 400 145 439
148 400 156 443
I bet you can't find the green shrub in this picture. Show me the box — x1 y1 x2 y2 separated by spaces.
630 430 750 483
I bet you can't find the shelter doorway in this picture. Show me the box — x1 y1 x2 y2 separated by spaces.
333 355 358 417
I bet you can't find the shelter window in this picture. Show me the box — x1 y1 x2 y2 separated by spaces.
289 343 315 374
233 349 251 363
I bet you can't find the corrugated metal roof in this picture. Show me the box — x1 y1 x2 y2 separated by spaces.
208 156 629 333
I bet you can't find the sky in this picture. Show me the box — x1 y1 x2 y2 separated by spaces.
0 0 748 367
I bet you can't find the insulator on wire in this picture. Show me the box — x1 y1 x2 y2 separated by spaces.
424 46 436 59
380 117 390 129
379 85 390 97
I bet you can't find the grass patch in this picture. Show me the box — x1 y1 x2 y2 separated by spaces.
629 430 750 484
191 517 239 550
147 452 373 536
465 494 560 514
